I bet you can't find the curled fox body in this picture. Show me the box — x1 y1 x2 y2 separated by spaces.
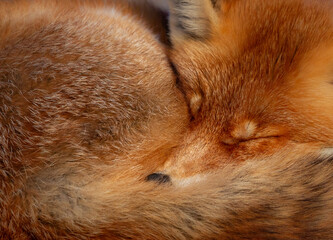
0 0 189 238
0 0 333 240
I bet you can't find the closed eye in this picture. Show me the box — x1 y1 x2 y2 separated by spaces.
222 135 282 146
238 135 282 144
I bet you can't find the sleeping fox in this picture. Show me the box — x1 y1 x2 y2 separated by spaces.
1 0 333 239
164 0 333 179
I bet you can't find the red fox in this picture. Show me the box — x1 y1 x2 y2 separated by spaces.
1 0 333 239
165 0 333 179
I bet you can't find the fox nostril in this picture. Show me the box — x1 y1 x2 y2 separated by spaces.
146 173 171 184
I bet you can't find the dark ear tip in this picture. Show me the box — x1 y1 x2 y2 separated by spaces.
146 173 171 184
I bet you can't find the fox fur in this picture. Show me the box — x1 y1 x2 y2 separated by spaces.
0 0 189 238
1 0 333 239
165 0 333 178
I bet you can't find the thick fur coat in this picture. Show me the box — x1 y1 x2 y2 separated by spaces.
166 0 333 177
1 0 333 239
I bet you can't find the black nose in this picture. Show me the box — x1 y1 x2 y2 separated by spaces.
146 173 171 184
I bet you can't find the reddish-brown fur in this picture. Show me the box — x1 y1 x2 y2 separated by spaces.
0 0 190 238
1 0 333 239
166 0 333 178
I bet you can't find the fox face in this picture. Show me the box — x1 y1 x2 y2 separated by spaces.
165 0 333 178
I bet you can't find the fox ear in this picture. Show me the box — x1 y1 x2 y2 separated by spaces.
168 0 219 43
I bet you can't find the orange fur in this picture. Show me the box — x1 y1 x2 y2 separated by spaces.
0 0 190 238
1 0 333 239
166 0 333 178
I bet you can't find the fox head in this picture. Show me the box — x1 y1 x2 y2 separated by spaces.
164 0 333 179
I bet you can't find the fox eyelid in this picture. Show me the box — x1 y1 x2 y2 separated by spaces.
221 135 282 146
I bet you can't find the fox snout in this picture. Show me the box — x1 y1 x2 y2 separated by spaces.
161 124 320 180
161 130 229 179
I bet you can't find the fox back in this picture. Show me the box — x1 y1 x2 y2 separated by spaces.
0 0 189 238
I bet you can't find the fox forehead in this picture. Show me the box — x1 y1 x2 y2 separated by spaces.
173 0 333 115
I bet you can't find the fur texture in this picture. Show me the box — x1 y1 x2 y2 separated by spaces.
166 0 333 178
0 0 189 238
1 0 333 239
